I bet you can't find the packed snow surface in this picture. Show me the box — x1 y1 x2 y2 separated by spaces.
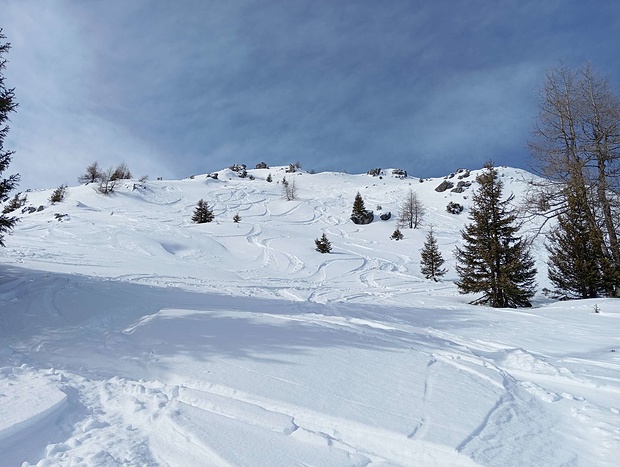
1 166 619 466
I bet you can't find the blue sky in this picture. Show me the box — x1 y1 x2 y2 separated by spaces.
2 0 620 189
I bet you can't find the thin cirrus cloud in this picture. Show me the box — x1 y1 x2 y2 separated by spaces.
2 0 620 189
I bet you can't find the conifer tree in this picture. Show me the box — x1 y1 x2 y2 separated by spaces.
0 30 18 247
233 213 241 223
49 184 67 204
192 199 214 223
2 192 25 214
455 162 537 307
390 228 404 240
546 192 606 299
350 191 374 224
352 192 366 217
527 64 620 297
315 233 332 253
420 227 446 281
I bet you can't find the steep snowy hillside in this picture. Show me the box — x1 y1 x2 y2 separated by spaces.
0 166 618 466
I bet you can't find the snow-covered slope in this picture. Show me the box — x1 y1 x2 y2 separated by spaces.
0 166 618 466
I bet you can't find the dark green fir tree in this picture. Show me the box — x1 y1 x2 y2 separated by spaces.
0 30 19 247
546 192 606 299
420 227 447 281
315 233 332 253
352 192 366 217
192 199 214 224
455 162 537 307
390 228 404 240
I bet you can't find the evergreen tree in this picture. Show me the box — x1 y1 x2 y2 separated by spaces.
2 192 25 214
546 192 606 299
455 162 537 307
192 199 214 223
233 213 241 223
527 64 620 297
352 192 366 217
390 228 404 240
0 30 18 247
266 173 272 183
420 227 447 281
315 233 332 253
49 184 67 204
350 191 373 224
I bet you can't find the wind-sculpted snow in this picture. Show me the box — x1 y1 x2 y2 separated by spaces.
1 167 619 465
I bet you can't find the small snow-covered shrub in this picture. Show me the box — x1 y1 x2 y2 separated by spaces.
49 184 67 204
446 201 464 214
2 192 27 214
390 228 404 240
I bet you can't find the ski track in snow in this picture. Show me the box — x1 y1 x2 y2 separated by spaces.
1 167 619 466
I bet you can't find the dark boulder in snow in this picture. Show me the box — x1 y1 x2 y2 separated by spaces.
351 211 374 225
450 181 472 193
22 206 37 214
229 164 246 172
380 212 391 221
435 180 454 192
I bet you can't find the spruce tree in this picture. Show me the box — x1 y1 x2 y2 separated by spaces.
0 30 18 247
352 192 366 217
420 227 446 281
315 233 332 253
2 192 25 214
350 191 374 224
49 184 67 204
192 199 214 223
390 228 404 240
546 192 606 299
455 162 537 307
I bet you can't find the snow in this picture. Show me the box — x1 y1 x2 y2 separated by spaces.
0 166 619 466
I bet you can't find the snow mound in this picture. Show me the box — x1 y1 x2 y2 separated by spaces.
0 367 67 442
